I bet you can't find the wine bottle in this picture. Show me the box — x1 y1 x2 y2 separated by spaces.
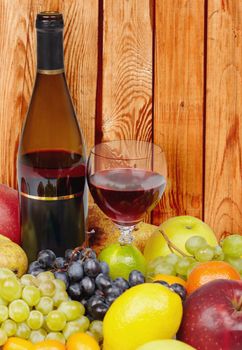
17 12 87 262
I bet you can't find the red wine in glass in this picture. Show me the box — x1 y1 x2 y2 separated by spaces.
89 168 166 226
87 140 167 245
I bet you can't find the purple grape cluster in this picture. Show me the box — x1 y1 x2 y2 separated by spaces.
28 247 145 320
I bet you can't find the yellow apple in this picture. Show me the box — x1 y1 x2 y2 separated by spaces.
144 216 218 262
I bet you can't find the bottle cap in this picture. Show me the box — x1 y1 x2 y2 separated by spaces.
36 12 64 30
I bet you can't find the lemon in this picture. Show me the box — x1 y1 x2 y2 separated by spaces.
103 283 183 350
98 243 146 280
136 339 196 350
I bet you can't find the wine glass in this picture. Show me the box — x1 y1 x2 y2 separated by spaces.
87 140 167 245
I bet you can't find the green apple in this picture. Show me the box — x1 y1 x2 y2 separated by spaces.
136 339 196 350
144 216 218 262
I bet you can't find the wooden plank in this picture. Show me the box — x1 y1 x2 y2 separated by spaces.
0 0 98 188
99 0 153 142
0 0 31 187
205 0 242 239
153 0 205 224
61 0 98 155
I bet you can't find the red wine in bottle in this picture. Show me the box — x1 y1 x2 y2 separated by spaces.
17 12 87 262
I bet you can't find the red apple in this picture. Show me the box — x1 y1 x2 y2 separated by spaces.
177 279 242 350
0 184 20 244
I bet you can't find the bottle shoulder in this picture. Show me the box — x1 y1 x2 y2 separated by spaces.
19 73 85 157
30 73 74 112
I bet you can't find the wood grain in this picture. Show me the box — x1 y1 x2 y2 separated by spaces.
0 0 241 238
0 0 98 188
153 0 205 224
62 0 98 155
205 0 242 239
0 0 31 187
98 0 153 142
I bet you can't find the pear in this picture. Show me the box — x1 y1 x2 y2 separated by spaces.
0 235 28 277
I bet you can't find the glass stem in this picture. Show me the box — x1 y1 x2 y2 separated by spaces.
117 225 135 245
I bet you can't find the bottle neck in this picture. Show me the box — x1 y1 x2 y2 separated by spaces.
37 29 64 74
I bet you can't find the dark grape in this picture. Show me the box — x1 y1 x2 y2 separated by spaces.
68 261 84 282
100 261 109 275
87 296 105 314
81 276 96 296
28 261 42 273
113 277 129 291
70 250 81 262
80 248 97 260
95 289 105 298
38 249 56 268
67 282 82 300
105 294 117 306
54 257 66 269
95 273 112 291
170 283 187 301
30 267 45 276
129 270 145 287
54 271 70 288
153 280 169 288
91 302 109 320
64 249 73 261
105 285 122 298
84 259 101 278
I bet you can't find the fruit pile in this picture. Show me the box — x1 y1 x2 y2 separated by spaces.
28 248 145 322
0 267 103 347
0 185 241 350
147 233 242 281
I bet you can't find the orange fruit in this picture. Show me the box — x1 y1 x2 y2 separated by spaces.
66 332 100 350
152 274 187 289
186 261 241 295
33 340 65 350
3 337 33 350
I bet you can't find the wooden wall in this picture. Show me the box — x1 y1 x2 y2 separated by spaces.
0 0 241 239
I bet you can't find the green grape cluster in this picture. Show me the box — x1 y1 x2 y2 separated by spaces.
147 234 242 281
0 268 103 346
146 254 197 281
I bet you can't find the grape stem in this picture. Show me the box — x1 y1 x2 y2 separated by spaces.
52 229 96 273
159 228 192 257
69 229 96 264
